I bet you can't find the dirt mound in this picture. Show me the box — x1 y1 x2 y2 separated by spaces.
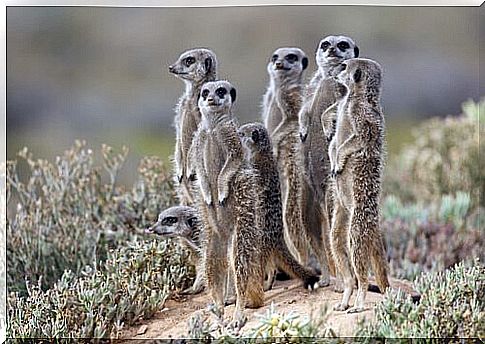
120 277 416 340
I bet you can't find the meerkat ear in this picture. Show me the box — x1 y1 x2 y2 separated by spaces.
354 46 360 58
251 129 260 143
230 88 236 103
204 57 213 74
353 68 362 83
302 57 308 70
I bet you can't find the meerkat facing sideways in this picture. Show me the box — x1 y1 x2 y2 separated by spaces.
169 48 217 206
146 206 205 295
236 122 319 326
262 47 332 286
298 35 360 289
328 58 390 313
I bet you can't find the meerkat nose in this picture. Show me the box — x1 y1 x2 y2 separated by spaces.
168 65 175 72
275 61 284 68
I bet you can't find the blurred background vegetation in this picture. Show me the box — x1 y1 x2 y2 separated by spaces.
6 5 484 339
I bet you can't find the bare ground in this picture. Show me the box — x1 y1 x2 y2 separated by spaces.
120 277 416 340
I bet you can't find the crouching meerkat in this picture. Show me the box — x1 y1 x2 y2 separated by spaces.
190 80 246 323
261 47 311 268
329 58 390 313
146 206 205 295
168 48 217 206
298 35 360 289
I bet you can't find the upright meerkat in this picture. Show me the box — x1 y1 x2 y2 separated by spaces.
328 58 390 313
190 80 245 323
261 47 331 285
298 35 360 288
233 123 319 321
169 48 217 206
146 206 205 295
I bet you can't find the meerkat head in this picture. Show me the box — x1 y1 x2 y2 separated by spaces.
168 48 217 83
198 80 236 118
238 122 272 157
316 35 359 75
267 47 308 83
336 58 382 100
146 206 198 239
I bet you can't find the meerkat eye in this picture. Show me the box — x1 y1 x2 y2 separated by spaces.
184 56 196 67
201 89 209 99
337 41 350 51
271 54 278 63
285 54 298 63
215 87 227 98
187 217 197 228
320 41 331 51
341 63 347 70
162 216 178 225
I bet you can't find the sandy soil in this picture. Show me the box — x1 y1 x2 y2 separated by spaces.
120 277 417 341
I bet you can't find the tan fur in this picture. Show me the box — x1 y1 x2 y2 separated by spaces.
298 35 360 289
169 48 217 206
235 123 320 327
328 58 390 313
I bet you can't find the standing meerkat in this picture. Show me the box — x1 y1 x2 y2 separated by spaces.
328 58 390 313
298 35 360 289
261 47 331 285
190 80 245 322
233 123 319 321
168 48 217 206
146 206 205 295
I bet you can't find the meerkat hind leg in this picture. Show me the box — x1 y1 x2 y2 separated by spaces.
330 203 354 311
206 232 228 319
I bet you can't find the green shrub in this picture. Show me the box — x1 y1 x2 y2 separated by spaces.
186 303 336 343
357 260 485 338
384 98 484 208
383 194 484 281
7 239 192 339
6 141 176 294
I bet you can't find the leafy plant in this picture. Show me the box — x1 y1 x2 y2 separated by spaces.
7 239 192 339
6 141 175 294
357 260 485 338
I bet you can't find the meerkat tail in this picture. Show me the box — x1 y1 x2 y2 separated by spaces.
369 239 390 293
273 243 320 289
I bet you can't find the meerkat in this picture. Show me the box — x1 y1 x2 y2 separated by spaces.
236 122 319 325
190 80 246 324
298 35 360 289
146 206 205 295
261 47 332 285
328 58 390 313
168 48 217 206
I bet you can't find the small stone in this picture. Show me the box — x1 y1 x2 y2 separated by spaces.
137 324 148 335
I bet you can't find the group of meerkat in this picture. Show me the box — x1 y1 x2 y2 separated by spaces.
146 34 390 326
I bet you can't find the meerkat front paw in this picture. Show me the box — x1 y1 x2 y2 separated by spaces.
203 193 213 206
218 188 228 206
177 174 183 183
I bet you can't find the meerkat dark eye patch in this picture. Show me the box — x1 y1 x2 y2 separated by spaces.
230 88 236 102
337 41 350 51
302 57 308 70
285 54 298 63
215 87 227 99
162 216 178 225
353 68 362 83
187 217 197 229
251 129 260 143
354 46 360 57
320 41 331 51
271 54 278 63
204 57 212 74
184 56 196 67
201 89 210 99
